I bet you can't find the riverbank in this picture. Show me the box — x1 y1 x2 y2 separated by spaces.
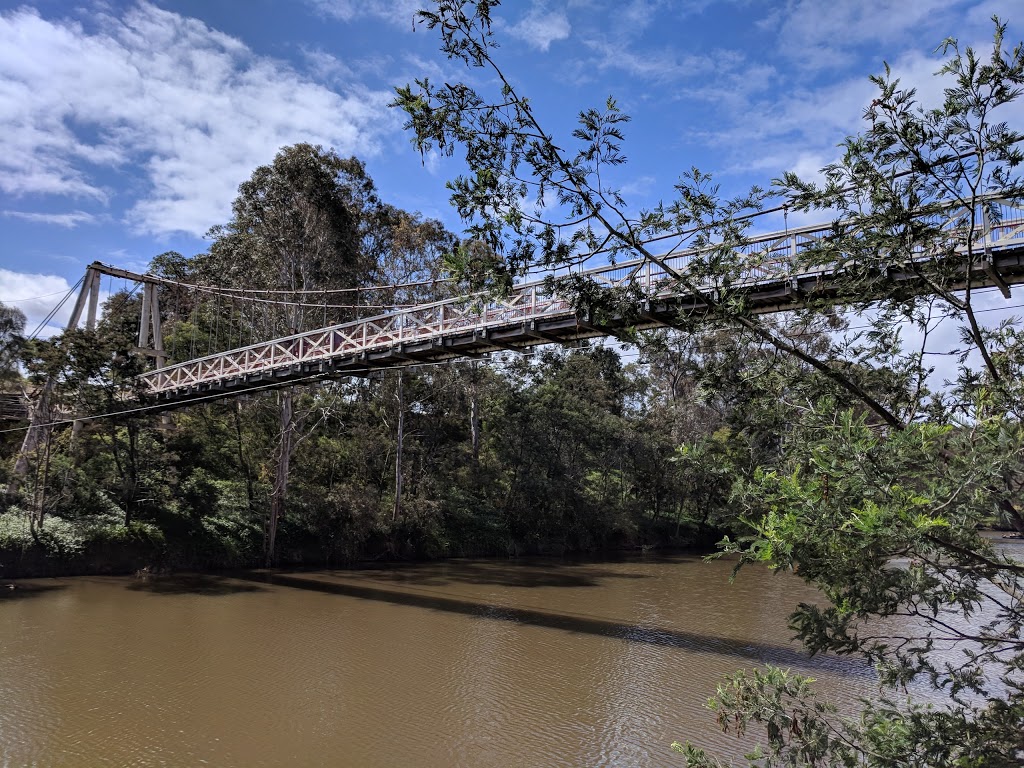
5 504 1018 580
0 510 722 579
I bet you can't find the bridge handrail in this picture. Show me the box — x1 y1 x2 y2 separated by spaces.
138 198 1024 394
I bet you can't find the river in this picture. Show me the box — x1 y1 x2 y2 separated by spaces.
0 555 905 767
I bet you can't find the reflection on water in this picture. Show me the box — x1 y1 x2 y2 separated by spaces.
0 555 917 767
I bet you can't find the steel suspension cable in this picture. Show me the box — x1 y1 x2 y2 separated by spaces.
27 277 83 340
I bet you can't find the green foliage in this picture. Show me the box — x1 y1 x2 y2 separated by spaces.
0 301 26 387
672 667 841 768
0 508 163 561
86 519 165 548
0 509 56 551
392 1 672 274
393 6 1024 766
673 411 1024 766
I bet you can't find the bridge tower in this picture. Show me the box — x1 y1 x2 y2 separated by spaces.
6 262 171 499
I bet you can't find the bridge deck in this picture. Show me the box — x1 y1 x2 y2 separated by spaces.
140 203 1024 404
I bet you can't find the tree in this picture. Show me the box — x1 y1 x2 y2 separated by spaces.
203 144 378 565
670 23 1024 768
673 411 1024 767
196 145 463 565
0 301 25 389
778 21 1024 392
0 303 27 490
203 144 379 332
397 5 1024 765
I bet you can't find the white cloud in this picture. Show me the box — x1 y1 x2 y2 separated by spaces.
0 3 393 238
0 267 123 338
695 44 955 183
617 175 657 198
0 269 76 337
710 25 1024 184
617 0 666 31
508 4 571 51
764 0 972 71
581 37 717 81
308 0 421 26
895 289 1022 389
2 210 97 228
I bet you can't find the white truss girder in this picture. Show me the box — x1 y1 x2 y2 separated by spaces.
139 200 1024 396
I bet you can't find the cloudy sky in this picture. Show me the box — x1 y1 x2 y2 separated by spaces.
0 0 1018 339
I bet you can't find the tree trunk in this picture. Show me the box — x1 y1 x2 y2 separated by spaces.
998 498 1024 535
6 380 54 501
469 364 481 465
233 401 258 522
267 388 294 567
30 422 54 531
123 421 139 526
393 372 405 523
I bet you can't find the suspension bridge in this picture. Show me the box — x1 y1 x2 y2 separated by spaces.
50 198 1024 407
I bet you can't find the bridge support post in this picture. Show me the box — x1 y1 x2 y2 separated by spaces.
72 267 102 439
85 268 100 330
136 283 171 431
150 286 166 369
138 283 152 349
135 283 167 368
981 206 1011 299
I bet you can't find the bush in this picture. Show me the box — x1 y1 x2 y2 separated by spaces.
0 508 95 560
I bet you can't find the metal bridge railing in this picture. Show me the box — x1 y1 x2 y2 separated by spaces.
139 200 1024 395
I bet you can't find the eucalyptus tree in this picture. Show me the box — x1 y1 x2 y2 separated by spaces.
1 302 33 500
363 208 458 525
204 144 378 333
0 303 27 491
396 4 1024 765
0 301 25 389
669 23 1024 767
199 145 466 564
201 144 380 565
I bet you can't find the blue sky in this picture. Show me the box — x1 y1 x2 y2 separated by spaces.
0 0 1018 337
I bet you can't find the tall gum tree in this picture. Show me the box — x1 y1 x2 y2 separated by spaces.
203 145 379 565
199 146 460 564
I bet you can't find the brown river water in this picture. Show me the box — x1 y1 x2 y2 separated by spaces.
0 555 914 767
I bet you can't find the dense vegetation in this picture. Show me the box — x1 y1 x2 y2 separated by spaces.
0 146 763 575
2 1 1023 764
